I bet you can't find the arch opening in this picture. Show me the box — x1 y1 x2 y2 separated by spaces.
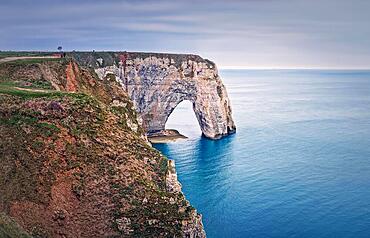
165 100 202 138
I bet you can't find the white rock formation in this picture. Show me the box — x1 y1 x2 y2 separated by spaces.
77 52 236 139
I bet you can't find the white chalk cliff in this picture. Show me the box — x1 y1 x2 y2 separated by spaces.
72 52 236 139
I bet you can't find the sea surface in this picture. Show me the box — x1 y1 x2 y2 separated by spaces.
153 70 370 238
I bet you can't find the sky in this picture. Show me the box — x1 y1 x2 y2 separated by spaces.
1 0 370 69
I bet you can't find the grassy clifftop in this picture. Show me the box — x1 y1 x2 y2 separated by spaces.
0 58 204 237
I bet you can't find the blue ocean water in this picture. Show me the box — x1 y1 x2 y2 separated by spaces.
153 70 370 238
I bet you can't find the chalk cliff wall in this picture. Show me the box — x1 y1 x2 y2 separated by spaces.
70 52 236 139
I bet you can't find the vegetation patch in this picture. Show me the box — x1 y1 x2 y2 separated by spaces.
0 82 66 99
5 58 63 65
0 51 53 59
0 213 31 238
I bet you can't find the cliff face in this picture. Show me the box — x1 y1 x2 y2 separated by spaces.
70 52 236 139
0 58 205 237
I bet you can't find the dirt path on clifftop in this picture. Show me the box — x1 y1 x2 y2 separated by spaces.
0 56 60 64
13 87 50 93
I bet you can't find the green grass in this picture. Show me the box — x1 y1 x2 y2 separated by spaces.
0 81 18 87
6 58 63 65
22 80 54 90
160 157 168 175
0 75 53 90
0 87 64 98
0 81 65 99
38 122 61 136
0 213 31 238
1 114 37 126
0 114 60 139
0 51 54 59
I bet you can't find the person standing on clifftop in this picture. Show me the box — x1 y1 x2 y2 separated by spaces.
57 46 64 58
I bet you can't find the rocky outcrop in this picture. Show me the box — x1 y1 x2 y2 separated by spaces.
70 52 236 139
0 58 206 237
166 160 206 238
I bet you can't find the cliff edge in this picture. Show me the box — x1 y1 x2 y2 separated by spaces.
0 57 206 237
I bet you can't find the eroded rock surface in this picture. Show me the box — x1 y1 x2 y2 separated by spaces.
0 58 206 237
71 52 236 139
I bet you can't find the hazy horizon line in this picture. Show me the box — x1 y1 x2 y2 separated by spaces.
1 50 369 71
218 67 370 71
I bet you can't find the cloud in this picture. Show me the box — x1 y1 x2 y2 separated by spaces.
1 0 370 68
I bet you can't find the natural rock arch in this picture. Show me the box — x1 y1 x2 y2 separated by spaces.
124 54 236 139
165 100 201 133
73 52 236 139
